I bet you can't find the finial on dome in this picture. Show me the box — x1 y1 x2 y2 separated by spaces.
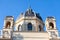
28 0 32 10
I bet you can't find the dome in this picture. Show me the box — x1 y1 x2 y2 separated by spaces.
24 8 43 21
17 8 43 21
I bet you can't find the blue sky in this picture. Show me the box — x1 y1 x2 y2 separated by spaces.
0 0 60 32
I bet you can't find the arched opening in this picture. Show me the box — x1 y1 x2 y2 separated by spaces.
39 25 42 31
27 23 32 31
49 22 54 29
18 25 21 31
5 21 11 28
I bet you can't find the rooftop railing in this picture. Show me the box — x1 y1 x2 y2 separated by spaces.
0 30 3 38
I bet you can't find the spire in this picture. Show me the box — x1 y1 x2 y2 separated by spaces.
27 0 32 14
28 0 32 10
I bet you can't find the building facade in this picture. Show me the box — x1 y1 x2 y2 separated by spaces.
0 8 60 40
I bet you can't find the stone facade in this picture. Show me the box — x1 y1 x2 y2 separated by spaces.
0 8 60 40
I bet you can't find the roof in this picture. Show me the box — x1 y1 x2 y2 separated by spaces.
17 8 43 21
47 16 55 19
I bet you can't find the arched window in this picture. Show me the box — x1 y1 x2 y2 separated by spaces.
5 21 11 28
49 22 54 29
27 23 32 31
18 25 21 31
39 25 42 31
